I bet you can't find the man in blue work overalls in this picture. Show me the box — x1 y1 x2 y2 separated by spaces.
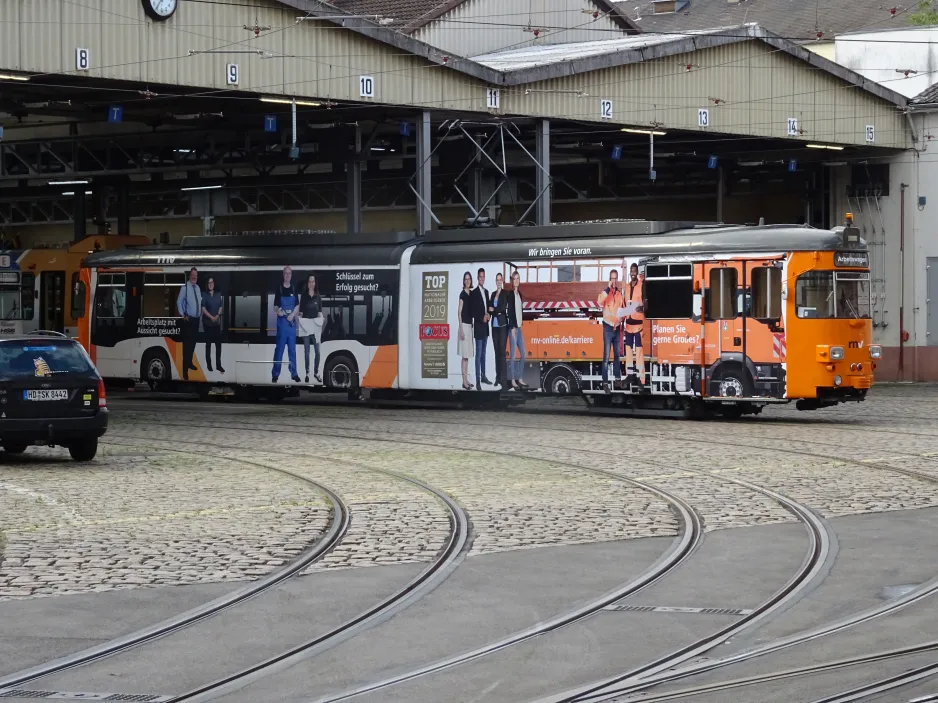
272 266 301 383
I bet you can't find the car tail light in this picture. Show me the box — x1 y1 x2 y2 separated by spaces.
98 378 107 408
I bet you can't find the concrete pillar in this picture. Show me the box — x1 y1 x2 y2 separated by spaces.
347 125 362 234
73 191 86 242
416 111 432 236
535 119 550 226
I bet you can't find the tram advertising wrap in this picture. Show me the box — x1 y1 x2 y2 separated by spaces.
89 265 399 390
79 220 876 415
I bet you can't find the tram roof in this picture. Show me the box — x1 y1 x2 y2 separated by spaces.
82 221 863 268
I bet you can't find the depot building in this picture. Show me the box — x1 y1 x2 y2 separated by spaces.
0 0 926 379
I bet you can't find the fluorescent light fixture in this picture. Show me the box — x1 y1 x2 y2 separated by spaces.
181 184 224 192
0 72 29 82
260 97 321 107
175 148 193 154
621 128 666 136
805 143 844 151
49 179 89 186
61 191 92 196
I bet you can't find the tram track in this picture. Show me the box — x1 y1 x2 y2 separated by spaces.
596 640 938 702
0 454 351 691
105 416 835 703
99 426 706 702
112 405 938 702
0 440 470 702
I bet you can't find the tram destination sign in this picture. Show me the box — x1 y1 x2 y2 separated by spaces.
834 251 870 268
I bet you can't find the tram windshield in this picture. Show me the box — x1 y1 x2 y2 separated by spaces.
795 270 871 319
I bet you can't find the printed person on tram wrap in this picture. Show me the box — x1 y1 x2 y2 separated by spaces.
457 271 475 390
176 267 202 381
597 269 623 393
201 276 225 374
470 267 492 391
623 263 646 384
272 266 301 384
506 270 528 391
298 274 324 384
489 272 509 390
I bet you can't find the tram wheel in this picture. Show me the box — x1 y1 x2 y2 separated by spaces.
544 366 579 396
324 354 357 390
712 364 752 399
142 348 172 391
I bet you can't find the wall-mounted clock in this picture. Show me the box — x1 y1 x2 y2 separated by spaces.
142 0 178 21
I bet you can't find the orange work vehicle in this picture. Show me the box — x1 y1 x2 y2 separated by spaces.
76 219 875 418
0 235 150 339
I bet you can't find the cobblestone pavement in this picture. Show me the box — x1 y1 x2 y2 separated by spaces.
1 384 936 602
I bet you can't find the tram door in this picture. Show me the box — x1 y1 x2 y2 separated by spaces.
703 262 742 360
40 270 66 332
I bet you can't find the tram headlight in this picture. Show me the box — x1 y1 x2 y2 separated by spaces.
829 346 845 361
833 375 843 386
869 345 882 359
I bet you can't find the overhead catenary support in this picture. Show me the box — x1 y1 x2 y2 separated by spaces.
347 124 362 234
415 111 433 236
535 119 550 225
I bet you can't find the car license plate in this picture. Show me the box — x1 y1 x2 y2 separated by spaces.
23 389 69 401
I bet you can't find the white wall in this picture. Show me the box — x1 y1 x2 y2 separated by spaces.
829 110 938 379
835 27 938 98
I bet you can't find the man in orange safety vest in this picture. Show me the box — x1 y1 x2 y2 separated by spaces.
623 263 645 384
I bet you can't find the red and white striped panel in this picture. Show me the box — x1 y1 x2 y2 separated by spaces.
523 300 598 310
773 333 787 362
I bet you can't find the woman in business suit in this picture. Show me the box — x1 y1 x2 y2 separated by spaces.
505 270 529 390
457 271 474 390
488 272 509 389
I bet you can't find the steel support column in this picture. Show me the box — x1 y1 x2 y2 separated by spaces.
117 182 130 235
73 192 86 242
535 119 550 226
416 111 432 236
717 166 724 223
347 125 362 234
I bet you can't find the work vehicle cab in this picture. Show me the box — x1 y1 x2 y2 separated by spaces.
0 331 108 460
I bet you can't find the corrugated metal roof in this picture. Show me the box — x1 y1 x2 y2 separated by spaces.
912 82 938 105
473 27 726 69
625 0 898 42
316 0 638 33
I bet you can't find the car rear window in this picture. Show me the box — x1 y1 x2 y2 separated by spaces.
0 341 95 379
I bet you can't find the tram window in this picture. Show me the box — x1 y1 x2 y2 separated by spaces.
71 273 87 319
644 280 693 319
834 272 872 319
0 280 20 320
142 273 185 318
795 271 835 319
322 297 350 341
94 274 126 320
751 266 782 320
233 294 262 331
556 264 575 282
706 268 739 320
353 296 367 336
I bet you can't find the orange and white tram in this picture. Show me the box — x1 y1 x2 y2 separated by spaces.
76 219 877 418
